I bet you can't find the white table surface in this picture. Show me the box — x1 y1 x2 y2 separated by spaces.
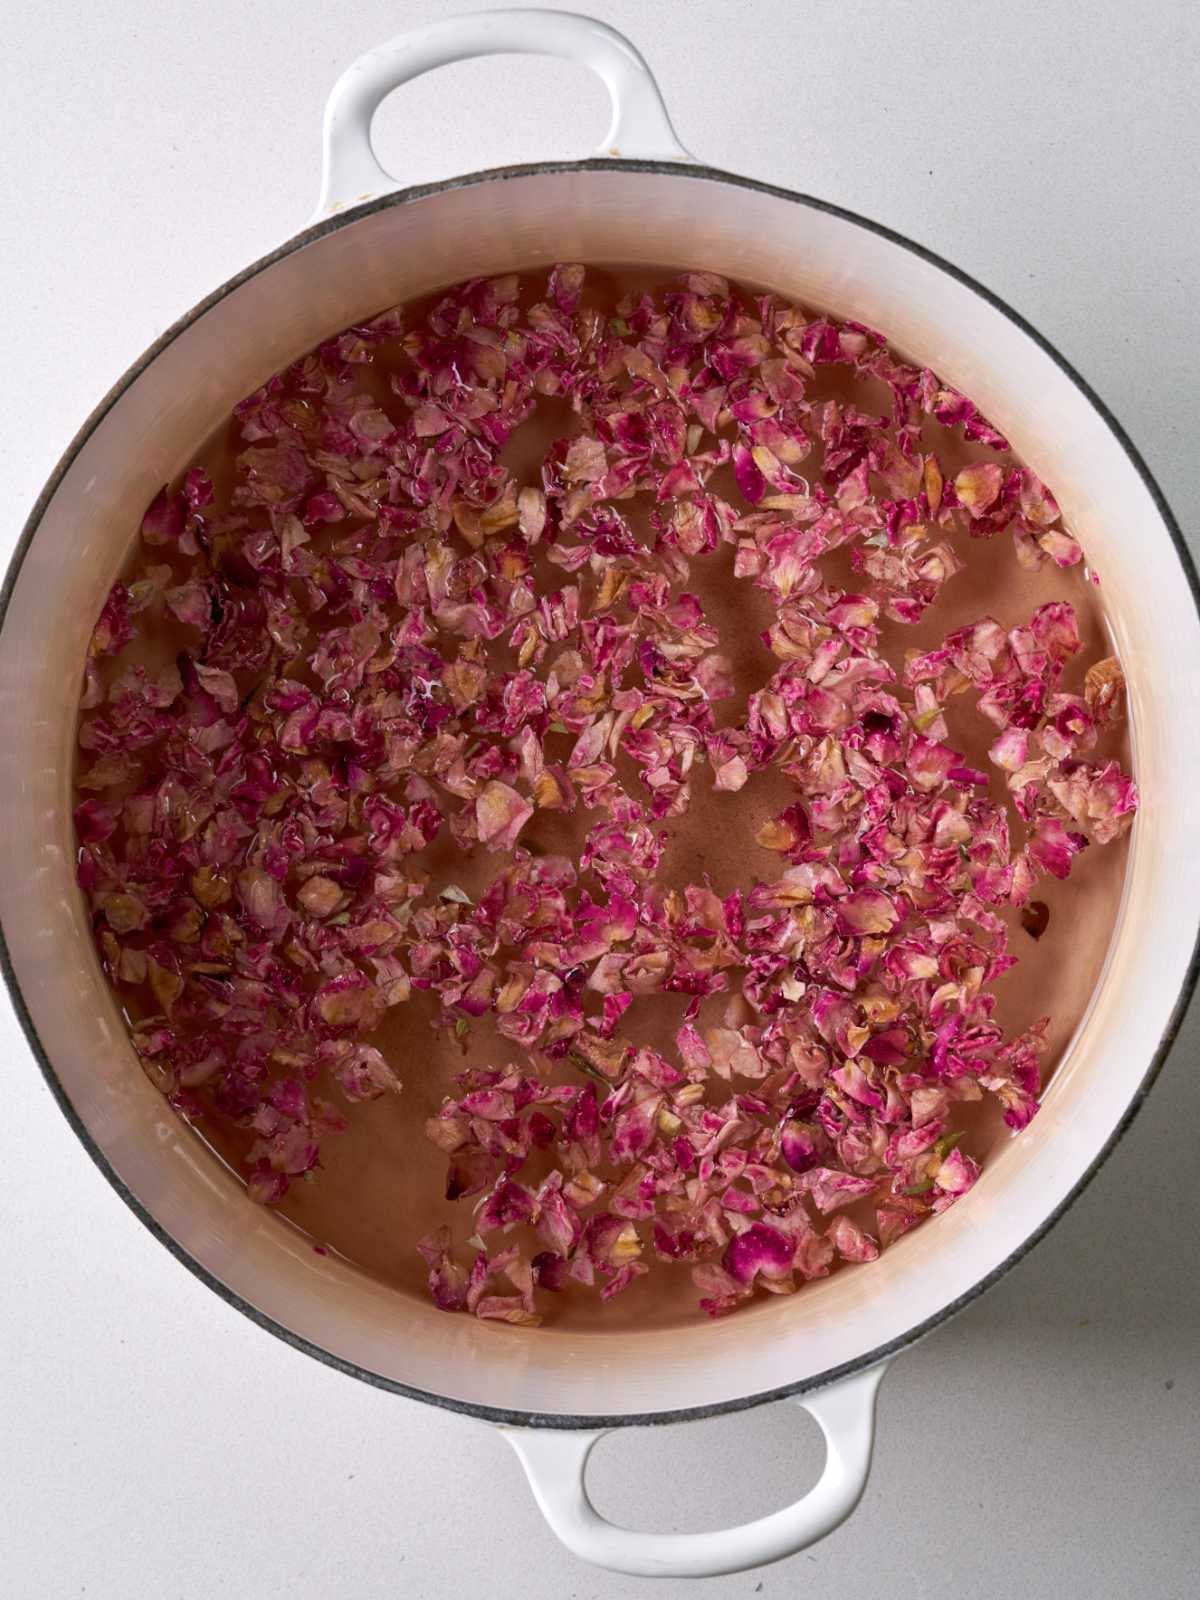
2 3 1198 1595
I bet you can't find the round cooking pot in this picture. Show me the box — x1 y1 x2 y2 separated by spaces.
4 9 1198 1581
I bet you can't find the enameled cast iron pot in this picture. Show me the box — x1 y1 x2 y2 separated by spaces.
4 11 1198 1579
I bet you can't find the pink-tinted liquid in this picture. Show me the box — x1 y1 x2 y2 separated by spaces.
85 267 1130 1331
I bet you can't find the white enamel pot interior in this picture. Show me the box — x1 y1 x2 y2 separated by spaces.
3 11 1198 1582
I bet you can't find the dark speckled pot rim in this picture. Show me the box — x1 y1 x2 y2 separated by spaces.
4 158 1198 1432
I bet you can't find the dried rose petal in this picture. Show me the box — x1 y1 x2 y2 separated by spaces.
836 888 900 937
475 781 533 851
723 1222 795 1285
801 1168 878 1214
954 462 1004 518
827 1215 880 1263
1084 656 1126 723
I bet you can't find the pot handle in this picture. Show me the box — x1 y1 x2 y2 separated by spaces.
315 8 692 219
500 1361 888 1579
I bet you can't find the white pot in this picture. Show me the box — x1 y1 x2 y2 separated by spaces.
3 10 1197 1581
